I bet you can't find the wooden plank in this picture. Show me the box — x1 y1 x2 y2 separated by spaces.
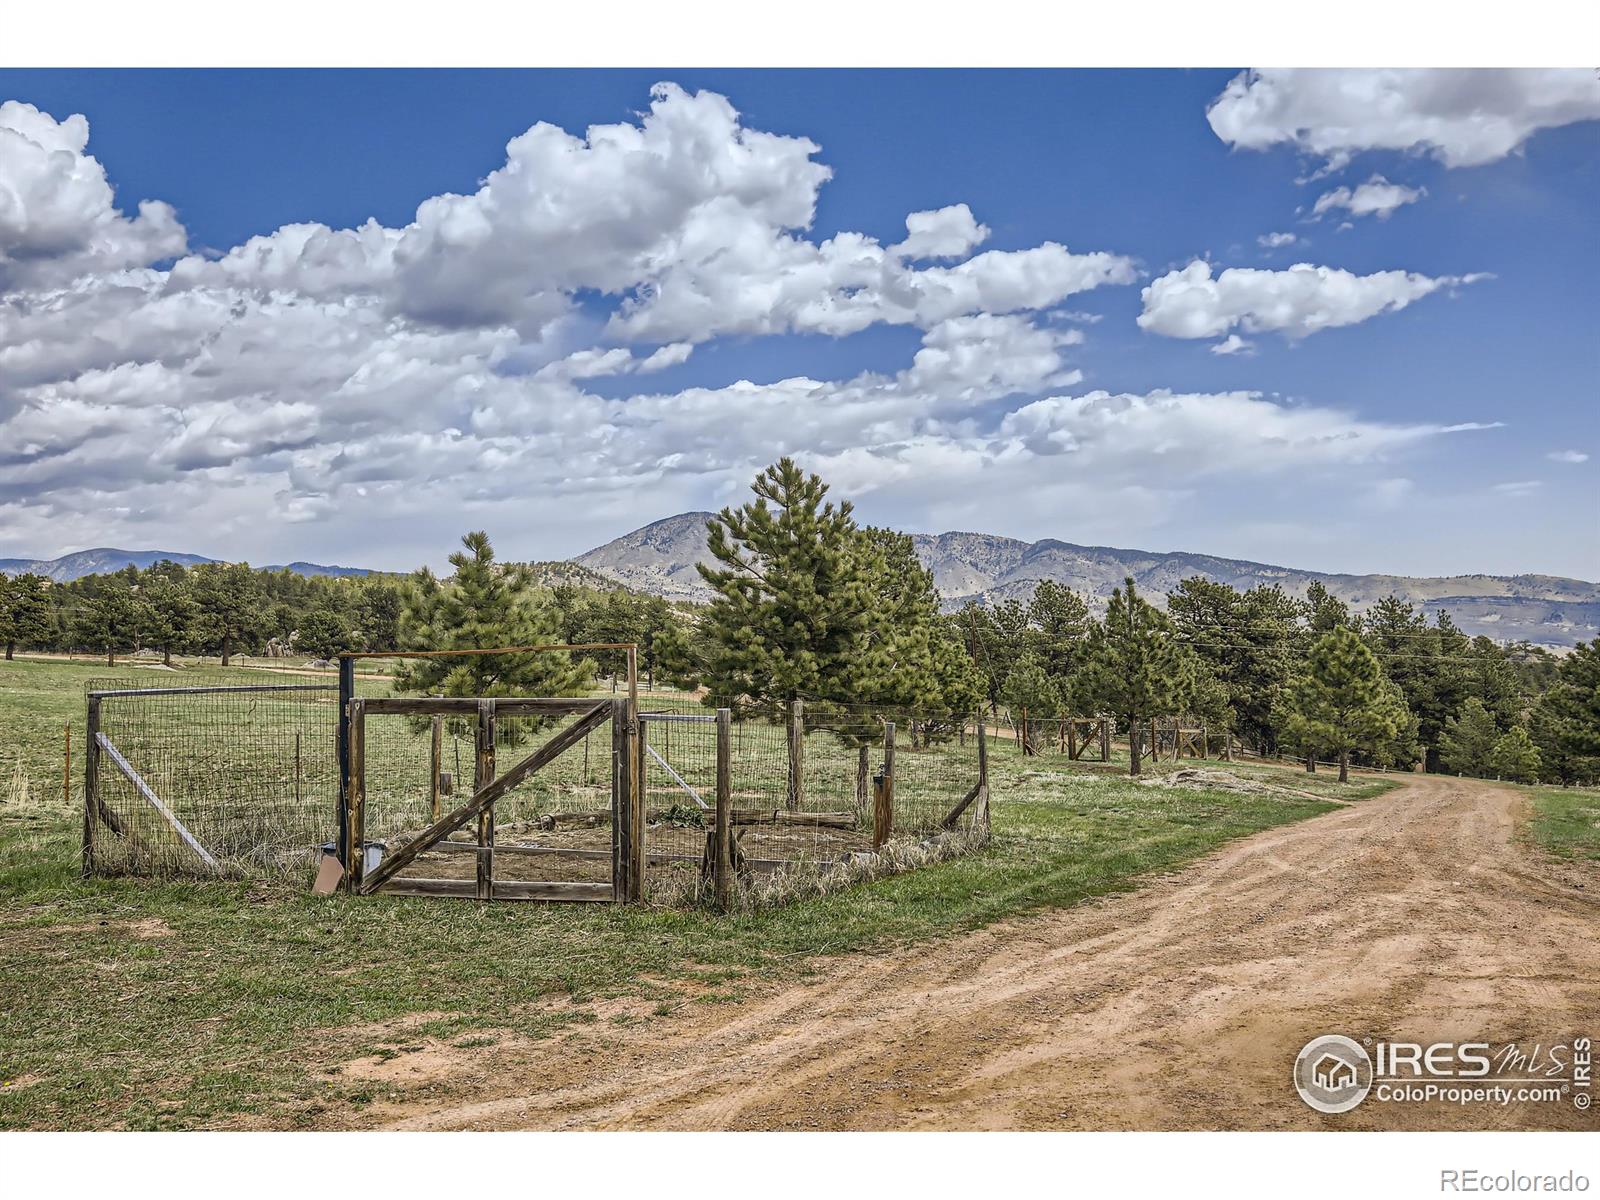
715 707 732 909
728 809 857 828
496 881 613 902
358 702 611 894
941 781 983 829
359 696 599 716
374 878 613 902
341 642 639 660
95 732 220 872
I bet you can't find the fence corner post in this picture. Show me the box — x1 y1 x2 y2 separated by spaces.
976 710 990 838
874 720 896 850
786 698 804 811
714 707 732 910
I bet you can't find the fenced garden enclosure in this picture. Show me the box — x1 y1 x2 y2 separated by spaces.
78 645 991 908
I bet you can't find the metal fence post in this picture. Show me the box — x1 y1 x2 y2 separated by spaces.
82 698 100 877
336 654 354 870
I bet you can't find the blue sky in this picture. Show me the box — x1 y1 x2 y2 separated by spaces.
0 69 1595 578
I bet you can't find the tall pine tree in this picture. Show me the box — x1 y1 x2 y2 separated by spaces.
695 459 871 707
1284 627 1408 783
1079 577 1191 776
394 532 592 702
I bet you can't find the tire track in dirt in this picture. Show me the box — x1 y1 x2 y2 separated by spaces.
376 776 1598 1131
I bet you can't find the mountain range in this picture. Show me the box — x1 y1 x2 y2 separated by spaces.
0 548 372 582
575 512 1600 648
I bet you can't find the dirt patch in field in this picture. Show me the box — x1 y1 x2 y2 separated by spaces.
356 775 1596 1132
343 1035 518 1087
1138 766 1329 801
127 918 173 939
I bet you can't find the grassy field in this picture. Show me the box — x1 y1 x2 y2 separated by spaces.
1 655 1392 1130
1524 786 1600 860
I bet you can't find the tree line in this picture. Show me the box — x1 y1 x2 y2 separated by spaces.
3 457 1595 785
652 459 1598 786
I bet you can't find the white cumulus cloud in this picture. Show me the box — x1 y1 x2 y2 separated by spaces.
1138 261 1485 341
0 83 1498 566
0 101 186 290
1207 68 1600 169
1312 176 1425 221
891 203 990 260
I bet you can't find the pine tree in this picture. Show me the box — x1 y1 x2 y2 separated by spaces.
1438 697 1500 777
1025 580 1093 706
1079 577 1191 776
1284 627 1407 783
297 602 354 660
695 459 871 706
191 562 267 665
394 532 592 703
0 572 51 660
1487 726 1541 783
73 574 149 666
1001 652 1059 754
141 565 196 665
1530 641 1600 784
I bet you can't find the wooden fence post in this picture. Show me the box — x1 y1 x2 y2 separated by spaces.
611 698 627 901
82 701 99 877
874 721 896 849
346 698 366 893
1067 719 1078 759
475 699 496 901
786 698 805 811
976 711 990 837
430 714 444 821
715 707 732 910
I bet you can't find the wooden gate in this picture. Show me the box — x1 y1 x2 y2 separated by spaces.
345 696 638 903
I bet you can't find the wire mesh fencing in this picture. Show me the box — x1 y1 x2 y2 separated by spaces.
84 678 339 878
638 696 991 907
80 669 990 906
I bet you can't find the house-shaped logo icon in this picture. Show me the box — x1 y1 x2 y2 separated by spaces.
1295 1034 1374 1113
1312 1053 1357 1092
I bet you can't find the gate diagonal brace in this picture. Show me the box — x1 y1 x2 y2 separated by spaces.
359 702 610 895
643 740 709 810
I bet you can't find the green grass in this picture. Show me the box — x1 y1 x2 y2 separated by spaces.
1524 786 1600 860
0 655 1362 1130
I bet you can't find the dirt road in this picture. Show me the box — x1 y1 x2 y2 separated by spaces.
374 776 1598 1131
